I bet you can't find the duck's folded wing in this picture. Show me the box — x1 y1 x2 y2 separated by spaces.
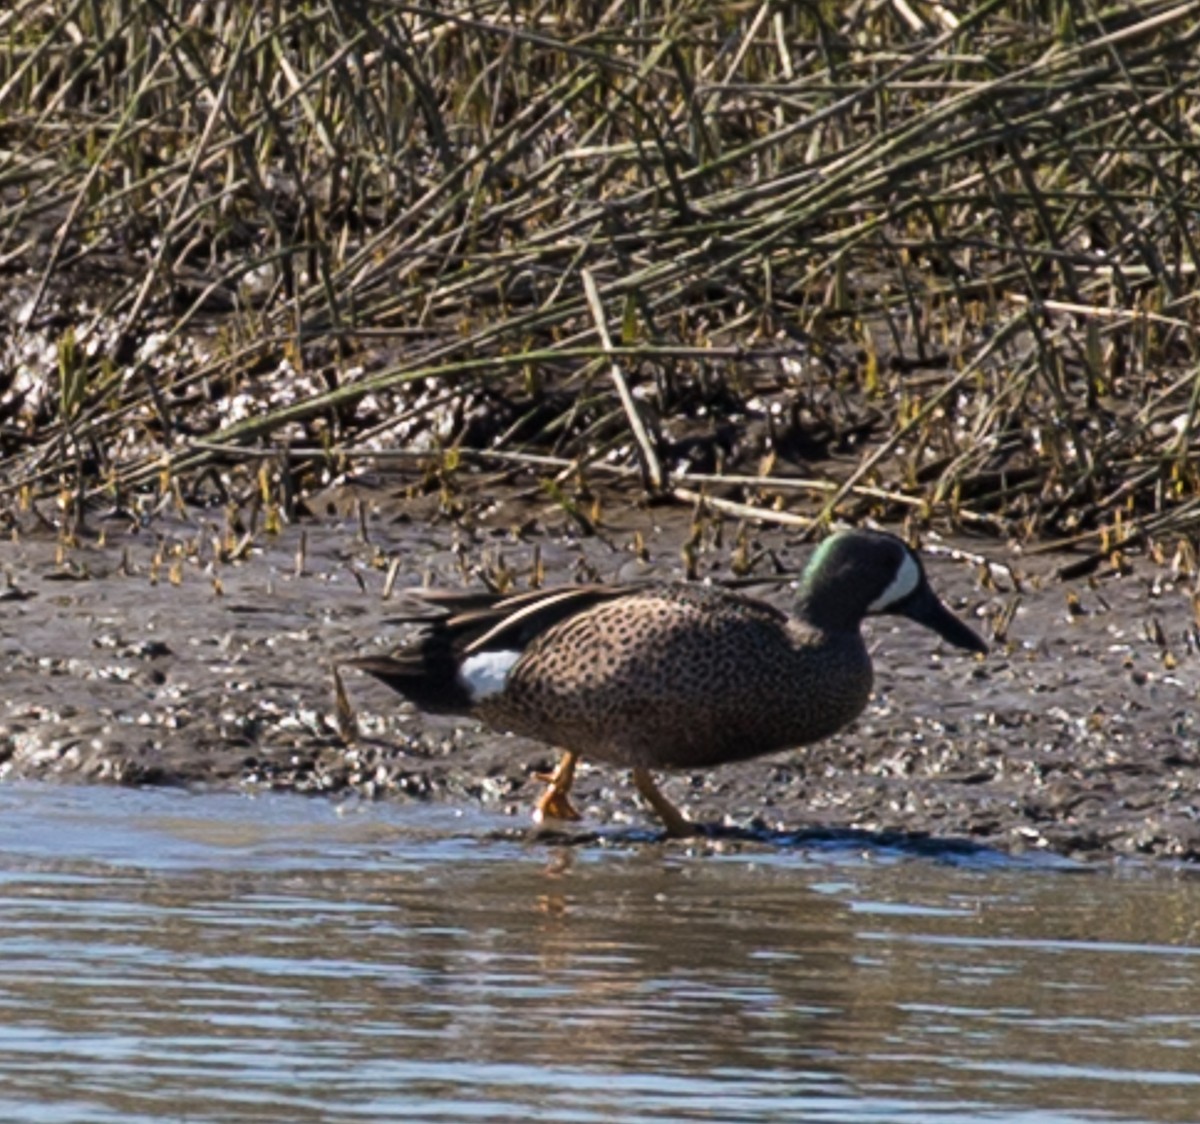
345 584 633 714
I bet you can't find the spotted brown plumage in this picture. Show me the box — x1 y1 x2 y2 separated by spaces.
476 584 872 771
346 529 988 835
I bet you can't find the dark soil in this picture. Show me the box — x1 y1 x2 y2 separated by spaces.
4 482 1199 864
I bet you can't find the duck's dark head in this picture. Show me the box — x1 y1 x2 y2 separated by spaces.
798 530 988 654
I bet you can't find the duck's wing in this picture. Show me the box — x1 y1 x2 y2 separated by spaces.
345 584 635 714
458 585 626 654
395 584 633 648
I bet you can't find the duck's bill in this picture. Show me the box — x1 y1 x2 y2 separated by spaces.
899 584 989 654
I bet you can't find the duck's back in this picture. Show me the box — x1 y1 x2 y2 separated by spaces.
476 584 873 770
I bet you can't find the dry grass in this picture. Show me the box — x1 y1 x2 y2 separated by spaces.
2 0 1199 556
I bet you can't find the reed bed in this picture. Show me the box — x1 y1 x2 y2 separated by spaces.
2 0 1199 556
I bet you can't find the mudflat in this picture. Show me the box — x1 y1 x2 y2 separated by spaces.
4 493 1198 864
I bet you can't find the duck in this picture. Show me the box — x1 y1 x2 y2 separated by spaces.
346 529 987 836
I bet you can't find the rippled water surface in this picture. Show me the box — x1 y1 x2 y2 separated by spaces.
1 784 1199 1123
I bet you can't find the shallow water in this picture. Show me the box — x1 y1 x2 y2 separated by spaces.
0 784 1198 1123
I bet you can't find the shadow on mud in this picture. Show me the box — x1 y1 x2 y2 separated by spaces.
489 820 1088 870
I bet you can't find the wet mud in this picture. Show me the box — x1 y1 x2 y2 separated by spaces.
3 484 1200 864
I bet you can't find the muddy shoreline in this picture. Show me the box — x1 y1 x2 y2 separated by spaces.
4 488 1199 865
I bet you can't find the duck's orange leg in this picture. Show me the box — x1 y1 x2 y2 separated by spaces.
533 750 581 823
632 767 694 838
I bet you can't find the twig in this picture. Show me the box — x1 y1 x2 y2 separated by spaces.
580 268 665 493
672 487 817 529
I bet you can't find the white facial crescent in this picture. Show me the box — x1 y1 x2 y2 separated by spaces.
867 551 921 612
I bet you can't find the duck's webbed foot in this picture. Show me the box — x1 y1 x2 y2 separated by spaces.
533 750 581 823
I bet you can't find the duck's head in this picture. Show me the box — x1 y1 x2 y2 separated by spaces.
799 530 988 654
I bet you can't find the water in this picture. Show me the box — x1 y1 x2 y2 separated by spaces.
0 784 1198 1123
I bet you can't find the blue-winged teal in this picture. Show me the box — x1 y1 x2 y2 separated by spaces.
348 529 987 835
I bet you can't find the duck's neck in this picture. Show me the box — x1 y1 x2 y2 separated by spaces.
795 590 865 634
795 537 876 632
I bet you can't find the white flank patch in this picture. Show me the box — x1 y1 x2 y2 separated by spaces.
867 551 921 612
460 650 522 700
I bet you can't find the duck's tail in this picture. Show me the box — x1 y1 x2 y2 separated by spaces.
343 629 474 715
